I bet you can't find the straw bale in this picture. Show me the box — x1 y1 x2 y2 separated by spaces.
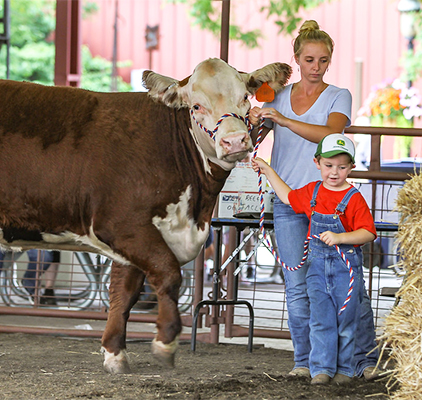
380 173 422 399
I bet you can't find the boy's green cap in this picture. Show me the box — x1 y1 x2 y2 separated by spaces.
314 134 355 163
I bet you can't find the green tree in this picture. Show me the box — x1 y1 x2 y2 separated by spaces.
0 0 56 83
0 0 131 91
173 0 422 84
81 46 132 92
401 11 422 84
168 0 331 48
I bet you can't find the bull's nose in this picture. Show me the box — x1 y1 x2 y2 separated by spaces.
220 132 250 154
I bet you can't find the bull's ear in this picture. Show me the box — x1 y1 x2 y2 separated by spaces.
142 70 188 108
242 63 292 95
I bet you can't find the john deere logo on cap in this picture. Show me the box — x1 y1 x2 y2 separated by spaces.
337 139 345 146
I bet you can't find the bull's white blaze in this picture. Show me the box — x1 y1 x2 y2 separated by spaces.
152 186 209 265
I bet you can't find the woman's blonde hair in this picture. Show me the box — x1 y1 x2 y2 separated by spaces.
293 20 334 59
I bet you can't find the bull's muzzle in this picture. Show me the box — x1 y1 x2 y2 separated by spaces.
220 131 251 155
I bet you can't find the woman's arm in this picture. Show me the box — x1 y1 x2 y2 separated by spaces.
256 108 349 144
251 157 292 205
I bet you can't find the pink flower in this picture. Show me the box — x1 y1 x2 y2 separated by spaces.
358 78 422 120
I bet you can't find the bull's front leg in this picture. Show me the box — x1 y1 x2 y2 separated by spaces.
102 262 145 374
147 252 183 368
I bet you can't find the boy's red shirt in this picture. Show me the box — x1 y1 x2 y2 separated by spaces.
288 181 377 242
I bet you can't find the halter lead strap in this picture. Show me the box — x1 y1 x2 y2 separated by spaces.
252 122 353 316
192 107 355 315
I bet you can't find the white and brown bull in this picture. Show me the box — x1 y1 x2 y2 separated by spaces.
0 58 291 373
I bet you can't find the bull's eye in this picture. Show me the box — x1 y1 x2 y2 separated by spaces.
244 94 248 101
193 104 200 111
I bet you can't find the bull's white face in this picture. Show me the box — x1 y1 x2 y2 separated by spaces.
143 58 292 172
185 59 253 167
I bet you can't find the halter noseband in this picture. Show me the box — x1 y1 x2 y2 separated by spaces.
189 109 254 140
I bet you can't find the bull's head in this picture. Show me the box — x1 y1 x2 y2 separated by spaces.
143 58 292 170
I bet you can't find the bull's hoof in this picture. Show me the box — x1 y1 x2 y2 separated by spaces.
101 347 132 374
151 337 178 368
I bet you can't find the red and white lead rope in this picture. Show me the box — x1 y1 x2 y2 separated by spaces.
190 108 353 315
252 120 353 315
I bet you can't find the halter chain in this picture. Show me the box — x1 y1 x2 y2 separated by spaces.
253 120 353 316
190 109 254 140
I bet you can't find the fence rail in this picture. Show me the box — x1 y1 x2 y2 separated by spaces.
0 125 420 345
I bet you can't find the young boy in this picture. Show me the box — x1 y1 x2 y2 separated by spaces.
252 133 376 385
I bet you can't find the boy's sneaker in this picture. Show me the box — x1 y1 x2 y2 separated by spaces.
310 373 330 385
363 366 382 381
332 373 353 385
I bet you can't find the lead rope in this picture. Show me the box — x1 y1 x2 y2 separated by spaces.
190 109 353 315
252 119 353 316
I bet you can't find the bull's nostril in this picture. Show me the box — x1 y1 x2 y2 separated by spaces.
220 132 250 153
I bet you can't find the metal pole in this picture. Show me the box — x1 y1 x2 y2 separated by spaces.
354 58 363 121
111 0 119 92
220 0 230 62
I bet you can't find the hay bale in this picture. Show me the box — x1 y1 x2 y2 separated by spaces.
380 173 422 399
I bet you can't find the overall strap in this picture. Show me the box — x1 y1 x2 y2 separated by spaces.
310 181 323 208
336 186 359 214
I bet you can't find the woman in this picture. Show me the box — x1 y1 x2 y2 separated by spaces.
249 20 379 381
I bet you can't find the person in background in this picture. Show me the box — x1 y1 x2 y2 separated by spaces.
249 19 380 380
22 250 60 305
0 249 60 305
204 227 215 280
253 134 376 385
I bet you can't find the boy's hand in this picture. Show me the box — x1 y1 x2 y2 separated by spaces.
251 157 268 174
319 229 375 247
319 231 342 246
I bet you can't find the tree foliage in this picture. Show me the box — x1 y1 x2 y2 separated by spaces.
170 0 422 84
400 12 422 84
168 0 331 48
81 46 132 92
0 0 131 91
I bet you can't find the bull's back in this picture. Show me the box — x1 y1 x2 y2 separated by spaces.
0 80 202 237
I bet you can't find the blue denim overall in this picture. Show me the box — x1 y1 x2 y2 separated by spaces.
306 181 363 378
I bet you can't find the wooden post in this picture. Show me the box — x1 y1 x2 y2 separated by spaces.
54 0 82 87
220 0 230 62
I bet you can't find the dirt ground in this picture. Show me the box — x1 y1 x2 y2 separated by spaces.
0 333 392 400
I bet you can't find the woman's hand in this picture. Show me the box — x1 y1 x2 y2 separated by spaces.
249 106 263 126
249 106 285 127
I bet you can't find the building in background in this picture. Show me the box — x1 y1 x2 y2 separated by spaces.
81 0 422 159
